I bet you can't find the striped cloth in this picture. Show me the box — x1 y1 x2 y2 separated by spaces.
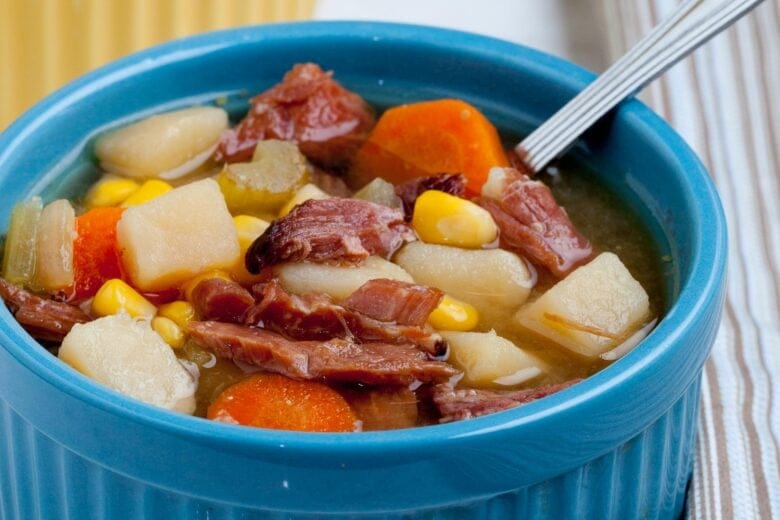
602 1 780 518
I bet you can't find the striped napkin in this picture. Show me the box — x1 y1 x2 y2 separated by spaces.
601 1 780 518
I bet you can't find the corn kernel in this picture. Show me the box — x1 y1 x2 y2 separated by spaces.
92 279 157 319
182 269 233 302
120 179 173 207
158 300 196 329
278 183 329 217
233 215 270 250
230 215 271 283
84 178 140 208
151 316 185 349
411 190 498 248
428 295 479 331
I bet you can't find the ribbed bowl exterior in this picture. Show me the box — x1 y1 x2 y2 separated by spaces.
0 377 700 519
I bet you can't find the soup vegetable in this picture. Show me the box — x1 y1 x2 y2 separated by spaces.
0 63 661 432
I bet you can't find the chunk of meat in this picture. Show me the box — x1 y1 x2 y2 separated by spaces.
187 321 459 385
190 278 254 323
310 168 353 197
339 386 419 431
395 173 466 220
342 279 442 327
433 379 582 422
477 168 594 277
216 63 375 169
245 198 415 273
0 278 91 342
246 280 446 357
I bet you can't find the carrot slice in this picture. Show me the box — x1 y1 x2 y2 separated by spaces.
207 374 358 432
351 99 509 193
71 206 125 301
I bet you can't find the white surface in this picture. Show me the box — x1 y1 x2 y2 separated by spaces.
314 0 609 71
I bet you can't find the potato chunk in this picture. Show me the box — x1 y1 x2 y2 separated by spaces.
96 106 227 180
35 199 76 291
394 242 533 315
59 314 198 413
276 256 413 301
116 179 239 291
515 252 650 358
441 330 544 387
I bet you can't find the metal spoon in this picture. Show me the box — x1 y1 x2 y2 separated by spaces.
517 0 765 174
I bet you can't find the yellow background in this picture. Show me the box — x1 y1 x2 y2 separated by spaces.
0 0 315 129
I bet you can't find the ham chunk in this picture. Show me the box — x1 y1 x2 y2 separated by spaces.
433 379 581 422
187 321 458 385
342 279 443 327
0 278 91 342
216 63 375 169
246 279 446 357
190 278 254 323
245 198 415 273
478 167 594 277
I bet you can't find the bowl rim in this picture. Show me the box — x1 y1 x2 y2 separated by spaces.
0 20 726 467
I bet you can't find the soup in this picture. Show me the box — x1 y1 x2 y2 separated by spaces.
0 63 663 432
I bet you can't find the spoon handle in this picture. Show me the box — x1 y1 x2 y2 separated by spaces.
517 0 764 174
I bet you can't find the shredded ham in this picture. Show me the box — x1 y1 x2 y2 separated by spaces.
477 167 594 277
190 278 254 323
433 379 582 422
216 63 375 169
187 320 458 386
245 198 415 273
342 278 443 327
246 279 447 357
0 278 91 342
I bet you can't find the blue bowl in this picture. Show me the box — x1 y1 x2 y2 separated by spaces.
0 22 726 519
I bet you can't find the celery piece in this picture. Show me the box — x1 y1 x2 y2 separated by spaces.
1 197 43 286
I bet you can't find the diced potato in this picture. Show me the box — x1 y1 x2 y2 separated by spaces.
95 106 228 180
34 199 76 291
441 330 544 387
276 256 413 301
515 252 651 358
59 314 198 413
217 140 310 215
116 179 240 291
279 183 329 217
353 177 401 208
394 242 533 315
1 197 42 286
412 190 498 248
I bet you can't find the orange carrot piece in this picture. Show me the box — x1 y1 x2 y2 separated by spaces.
207 374 358 432
71 207 125 301
351 99 509 193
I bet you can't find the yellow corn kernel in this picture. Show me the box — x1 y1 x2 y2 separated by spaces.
231 215 271 283
151 316 185 349
84 178 140 208
120 179 173 207
278 183 329 217
182 269 233 302
158 300 196 329
428 295 479 331
92 279 157 319
411 190 498 248
233 215 270 251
